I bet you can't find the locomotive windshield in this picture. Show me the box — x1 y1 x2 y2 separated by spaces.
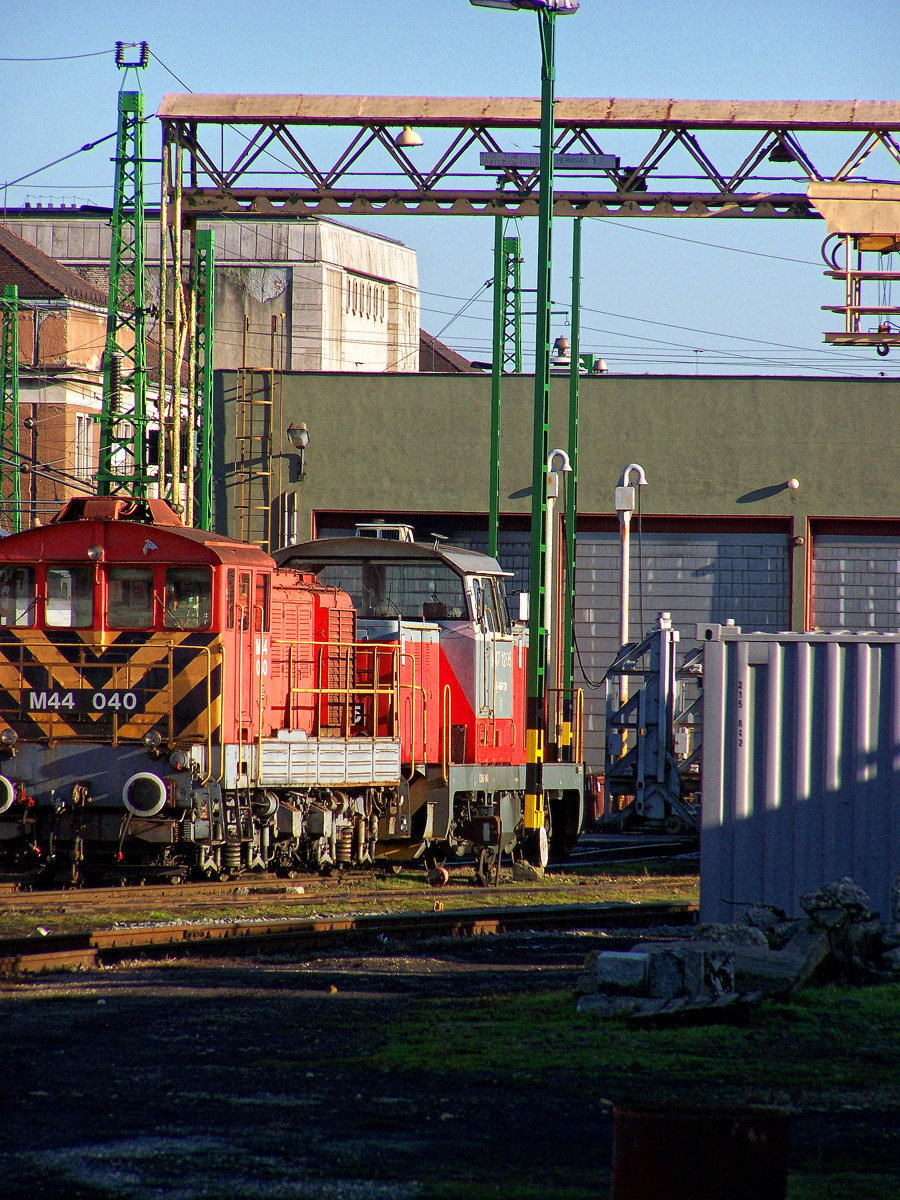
318 560 468 621
46 566 93 628
0 566 36 627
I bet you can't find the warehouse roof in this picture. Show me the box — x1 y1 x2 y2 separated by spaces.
419 330 478 373
0 224 108 307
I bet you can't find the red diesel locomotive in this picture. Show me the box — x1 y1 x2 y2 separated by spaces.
0 498 584 883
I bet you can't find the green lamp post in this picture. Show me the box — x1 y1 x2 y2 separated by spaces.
470 0 579 864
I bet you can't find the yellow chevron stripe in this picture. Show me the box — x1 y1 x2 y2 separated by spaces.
0 631 222 743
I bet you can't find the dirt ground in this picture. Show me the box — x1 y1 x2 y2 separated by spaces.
1 935 898 1199
1 944 602 1200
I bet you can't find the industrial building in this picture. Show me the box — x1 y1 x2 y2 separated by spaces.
213 368 900 771
4 210 421 374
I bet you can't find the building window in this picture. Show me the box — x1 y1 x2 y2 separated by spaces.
75 413 93 481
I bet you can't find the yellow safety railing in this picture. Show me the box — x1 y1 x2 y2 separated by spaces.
285 639 401 738
547 686 585 763
442 684 452 782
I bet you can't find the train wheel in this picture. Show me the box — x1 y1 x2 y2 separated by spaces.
475 846 498 887
521 826 549 870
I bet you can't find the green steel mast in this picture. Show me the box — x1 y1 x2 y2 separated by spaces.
192 230 215 530
98 42 150 497
502 234 523 374
488 226 524 559
0 285 22 532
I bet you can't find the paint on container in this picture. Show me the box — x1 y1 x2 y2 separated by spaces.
699 624 900 924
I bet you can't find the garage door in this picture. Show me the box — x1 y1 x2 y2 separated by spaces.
574 531 791 769
812 536 900 631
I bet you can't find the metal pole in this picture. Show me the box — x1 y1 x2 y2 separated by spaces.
615 464 647 740
489 214 504 559
522 7 557 866
99 87 149 497
561 217 581 760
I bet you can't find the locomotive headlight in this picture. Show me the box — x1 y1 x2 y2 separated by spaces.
169 749 190 771
122 772 167 817
142 730 162 750
0 777 14 815
87 544 104 563
0 729 17 748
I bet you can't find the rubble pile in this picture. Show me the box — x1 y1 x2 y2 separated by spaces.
576 876 900 1025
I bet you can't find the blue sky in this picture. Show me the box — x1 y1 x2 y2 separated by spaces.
2 0 899 375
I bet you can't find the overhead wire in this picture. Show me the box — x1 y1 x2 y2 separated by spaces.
0 49 112 62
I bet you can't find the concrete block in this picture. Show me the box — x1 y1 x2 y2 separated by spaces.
647 949 684 1000
731 946 805 997
594 951 649 994
511 862 544 883
679 947 706 998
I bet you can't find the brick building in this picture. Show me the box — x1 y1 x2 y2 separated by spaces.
0 225 110 527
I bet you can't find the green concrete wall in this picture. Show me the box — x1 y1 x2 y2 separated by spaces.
215 371 900 629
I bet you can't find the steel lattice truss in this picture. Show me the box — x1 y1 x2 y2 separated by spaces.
158 95 900 219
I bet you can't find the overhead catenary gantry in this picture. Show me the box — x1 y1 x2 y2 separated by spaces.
157 94 900 219
158 93 900 351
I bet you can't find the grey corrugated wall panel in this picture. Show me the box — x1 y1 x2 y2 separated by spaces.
700 628 900 924
812 535 900 630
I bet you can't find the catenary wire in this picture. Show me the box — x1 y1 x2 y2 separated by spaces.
0 49 112 62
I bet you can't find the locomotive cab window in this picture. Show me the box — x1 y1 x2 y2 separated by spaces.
45 566 93 628
237 572 251 632
492 578 511 635
471 576 503 632
226 569 235 630
107 567 154 628
318 560 467 621
0 566 36 627
165 567 213 629
255 572 270 632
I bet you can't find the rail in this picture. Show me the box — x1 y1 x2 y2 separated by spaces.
0 899 699 975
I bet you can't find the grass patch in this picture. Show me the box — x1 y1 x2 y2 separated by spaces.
363 983 900 1197
371 984 900 1106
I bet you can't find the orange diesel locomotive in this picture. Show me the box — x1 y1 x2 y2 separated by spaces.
0 499 584 883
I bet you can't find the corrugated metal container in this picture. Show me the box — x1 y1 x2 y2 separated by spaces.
699 624 900 924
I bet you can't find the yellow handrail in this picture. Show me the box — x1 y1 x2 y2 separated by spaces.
442 684 451 783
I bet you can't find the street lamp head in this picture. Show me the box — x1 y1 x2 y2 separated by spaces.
286 421 310 450
470 0 578 11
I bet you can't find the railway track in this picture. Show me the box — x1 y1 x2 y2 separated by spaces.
0 899 697 976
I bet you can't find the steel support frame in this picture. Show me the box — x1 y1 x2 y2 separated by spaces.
561 218 581 760
158 96 900 219
99 90 149 497
522 8 557 854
